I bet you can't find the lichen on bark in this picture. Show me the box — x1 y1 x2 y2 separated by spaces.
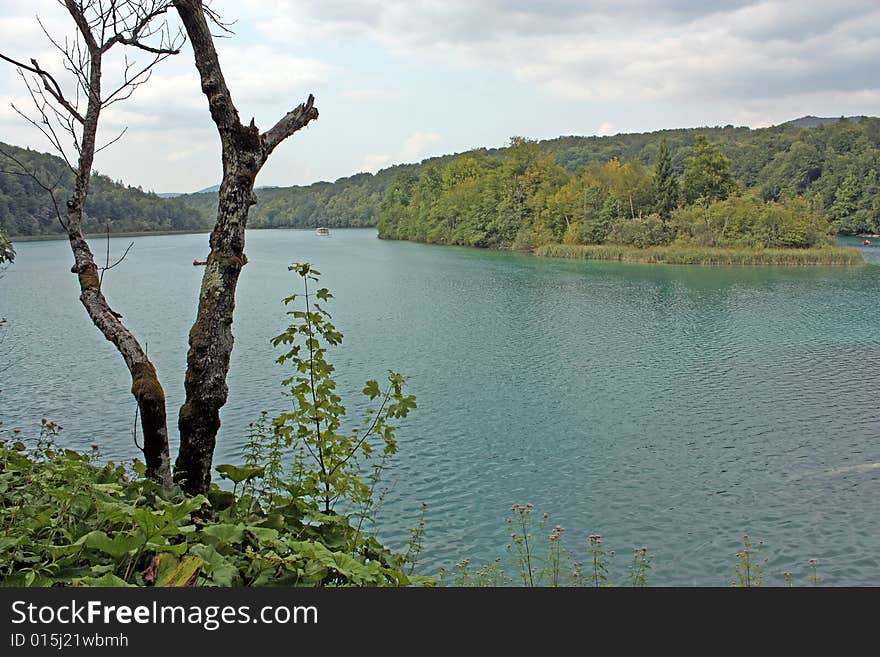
131 361 165 403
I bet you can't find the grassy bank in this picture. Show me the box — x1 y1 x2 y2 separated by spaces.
534 243 865 266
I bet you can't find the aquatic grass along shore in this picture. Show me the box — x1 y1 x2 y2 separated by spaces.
534 243 865 266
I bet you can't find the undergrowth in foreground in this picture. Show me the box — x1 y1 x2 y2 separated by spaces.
0 430 424 587
535 243 864 265
0 264 427 587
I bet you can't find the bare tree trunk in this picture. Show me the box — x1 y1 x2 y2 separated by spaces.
173 0 318 495
1 1 181 488
64 4 174 488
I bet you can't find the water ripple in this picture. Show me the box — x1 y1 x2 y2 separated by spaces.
2 230 879 584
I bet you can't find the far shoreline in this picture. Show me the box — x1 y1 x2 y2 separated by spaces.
10 228 868 266
10 229 212 242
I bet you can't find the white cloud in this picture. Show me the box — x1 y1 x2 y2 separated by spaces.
401 131 441 161
595 122 616 137
361 153 391 172
244 0 880 105
357 131 443 173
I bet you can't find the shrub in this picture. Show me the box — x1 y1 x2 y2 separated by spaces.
606 213 671 247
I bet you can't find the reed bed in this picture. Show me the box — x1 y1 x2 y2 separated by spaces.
535 243 865 266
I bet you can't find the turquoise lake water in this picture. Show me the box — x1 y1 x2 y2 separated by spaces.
1 230 878 585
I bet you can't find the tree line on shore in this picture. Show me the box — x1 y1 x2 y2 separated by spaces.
2 117 879 242
378 122 880 250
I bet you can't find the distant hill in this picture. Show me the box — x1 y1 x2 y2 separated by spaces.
0 141 207 237
781 115 866 129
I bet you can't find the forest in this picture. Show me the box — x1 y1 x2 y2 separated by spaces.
377 118 880 251
2 116 879 241
0 141 205 236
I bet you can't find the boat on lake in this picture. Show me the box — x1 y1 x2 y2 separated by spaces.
316 227 330 236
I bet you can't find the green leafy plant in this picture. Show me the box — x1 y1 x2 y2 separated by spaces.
404 502 429 576
0 417 429 588
270 263 417 516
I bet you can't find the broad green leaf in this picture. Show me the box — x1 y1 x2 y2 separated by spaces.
246 527 279 543
362 380 381 399
72 573 133 587
201 523 245 545
406 575 437 587
83 531 144 558
187 544 239 587
215 464 265 484
146 541 188 556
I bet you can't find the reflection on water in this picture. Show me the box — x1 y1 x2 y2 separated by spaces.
1 230 879 585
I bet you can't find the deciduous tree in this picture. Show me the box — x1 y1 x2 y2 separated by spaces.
681 135 736 206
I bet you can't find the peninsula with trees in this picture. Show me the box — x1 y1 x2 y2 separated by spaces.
377 123 874 265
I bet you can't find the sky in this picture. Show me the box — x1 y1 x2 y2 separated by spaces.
0 0 879 193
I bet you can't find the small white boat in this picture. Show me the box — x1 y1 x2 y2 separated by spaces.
315 227 330 236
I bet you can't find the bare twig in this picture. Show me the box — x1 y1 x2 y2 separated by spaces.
202 2 237 36
0 52 85 124
98 223 134 289
95 126 128 154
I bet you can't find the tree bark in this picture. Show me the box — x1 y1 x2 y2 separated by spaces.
173 0 318 495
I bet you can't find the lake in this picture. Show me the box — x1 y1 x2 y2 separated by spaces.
1 230 879 585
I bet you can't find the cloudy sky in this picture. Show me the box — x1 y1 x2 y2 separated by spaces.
1 0 878 193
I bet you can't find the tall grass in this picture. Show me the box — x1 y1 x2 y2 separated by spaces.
534 243 864 266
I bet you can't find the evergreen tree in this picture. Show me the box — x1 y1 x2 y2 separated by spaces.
652 139 679 221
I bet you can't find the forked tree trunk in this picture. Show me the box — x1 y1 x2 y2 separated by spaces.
173 0 318 495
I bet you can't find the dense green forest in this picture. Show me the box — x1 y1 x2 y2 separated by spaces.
0 141 205 236
378 118 880 250
3 117 879 240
